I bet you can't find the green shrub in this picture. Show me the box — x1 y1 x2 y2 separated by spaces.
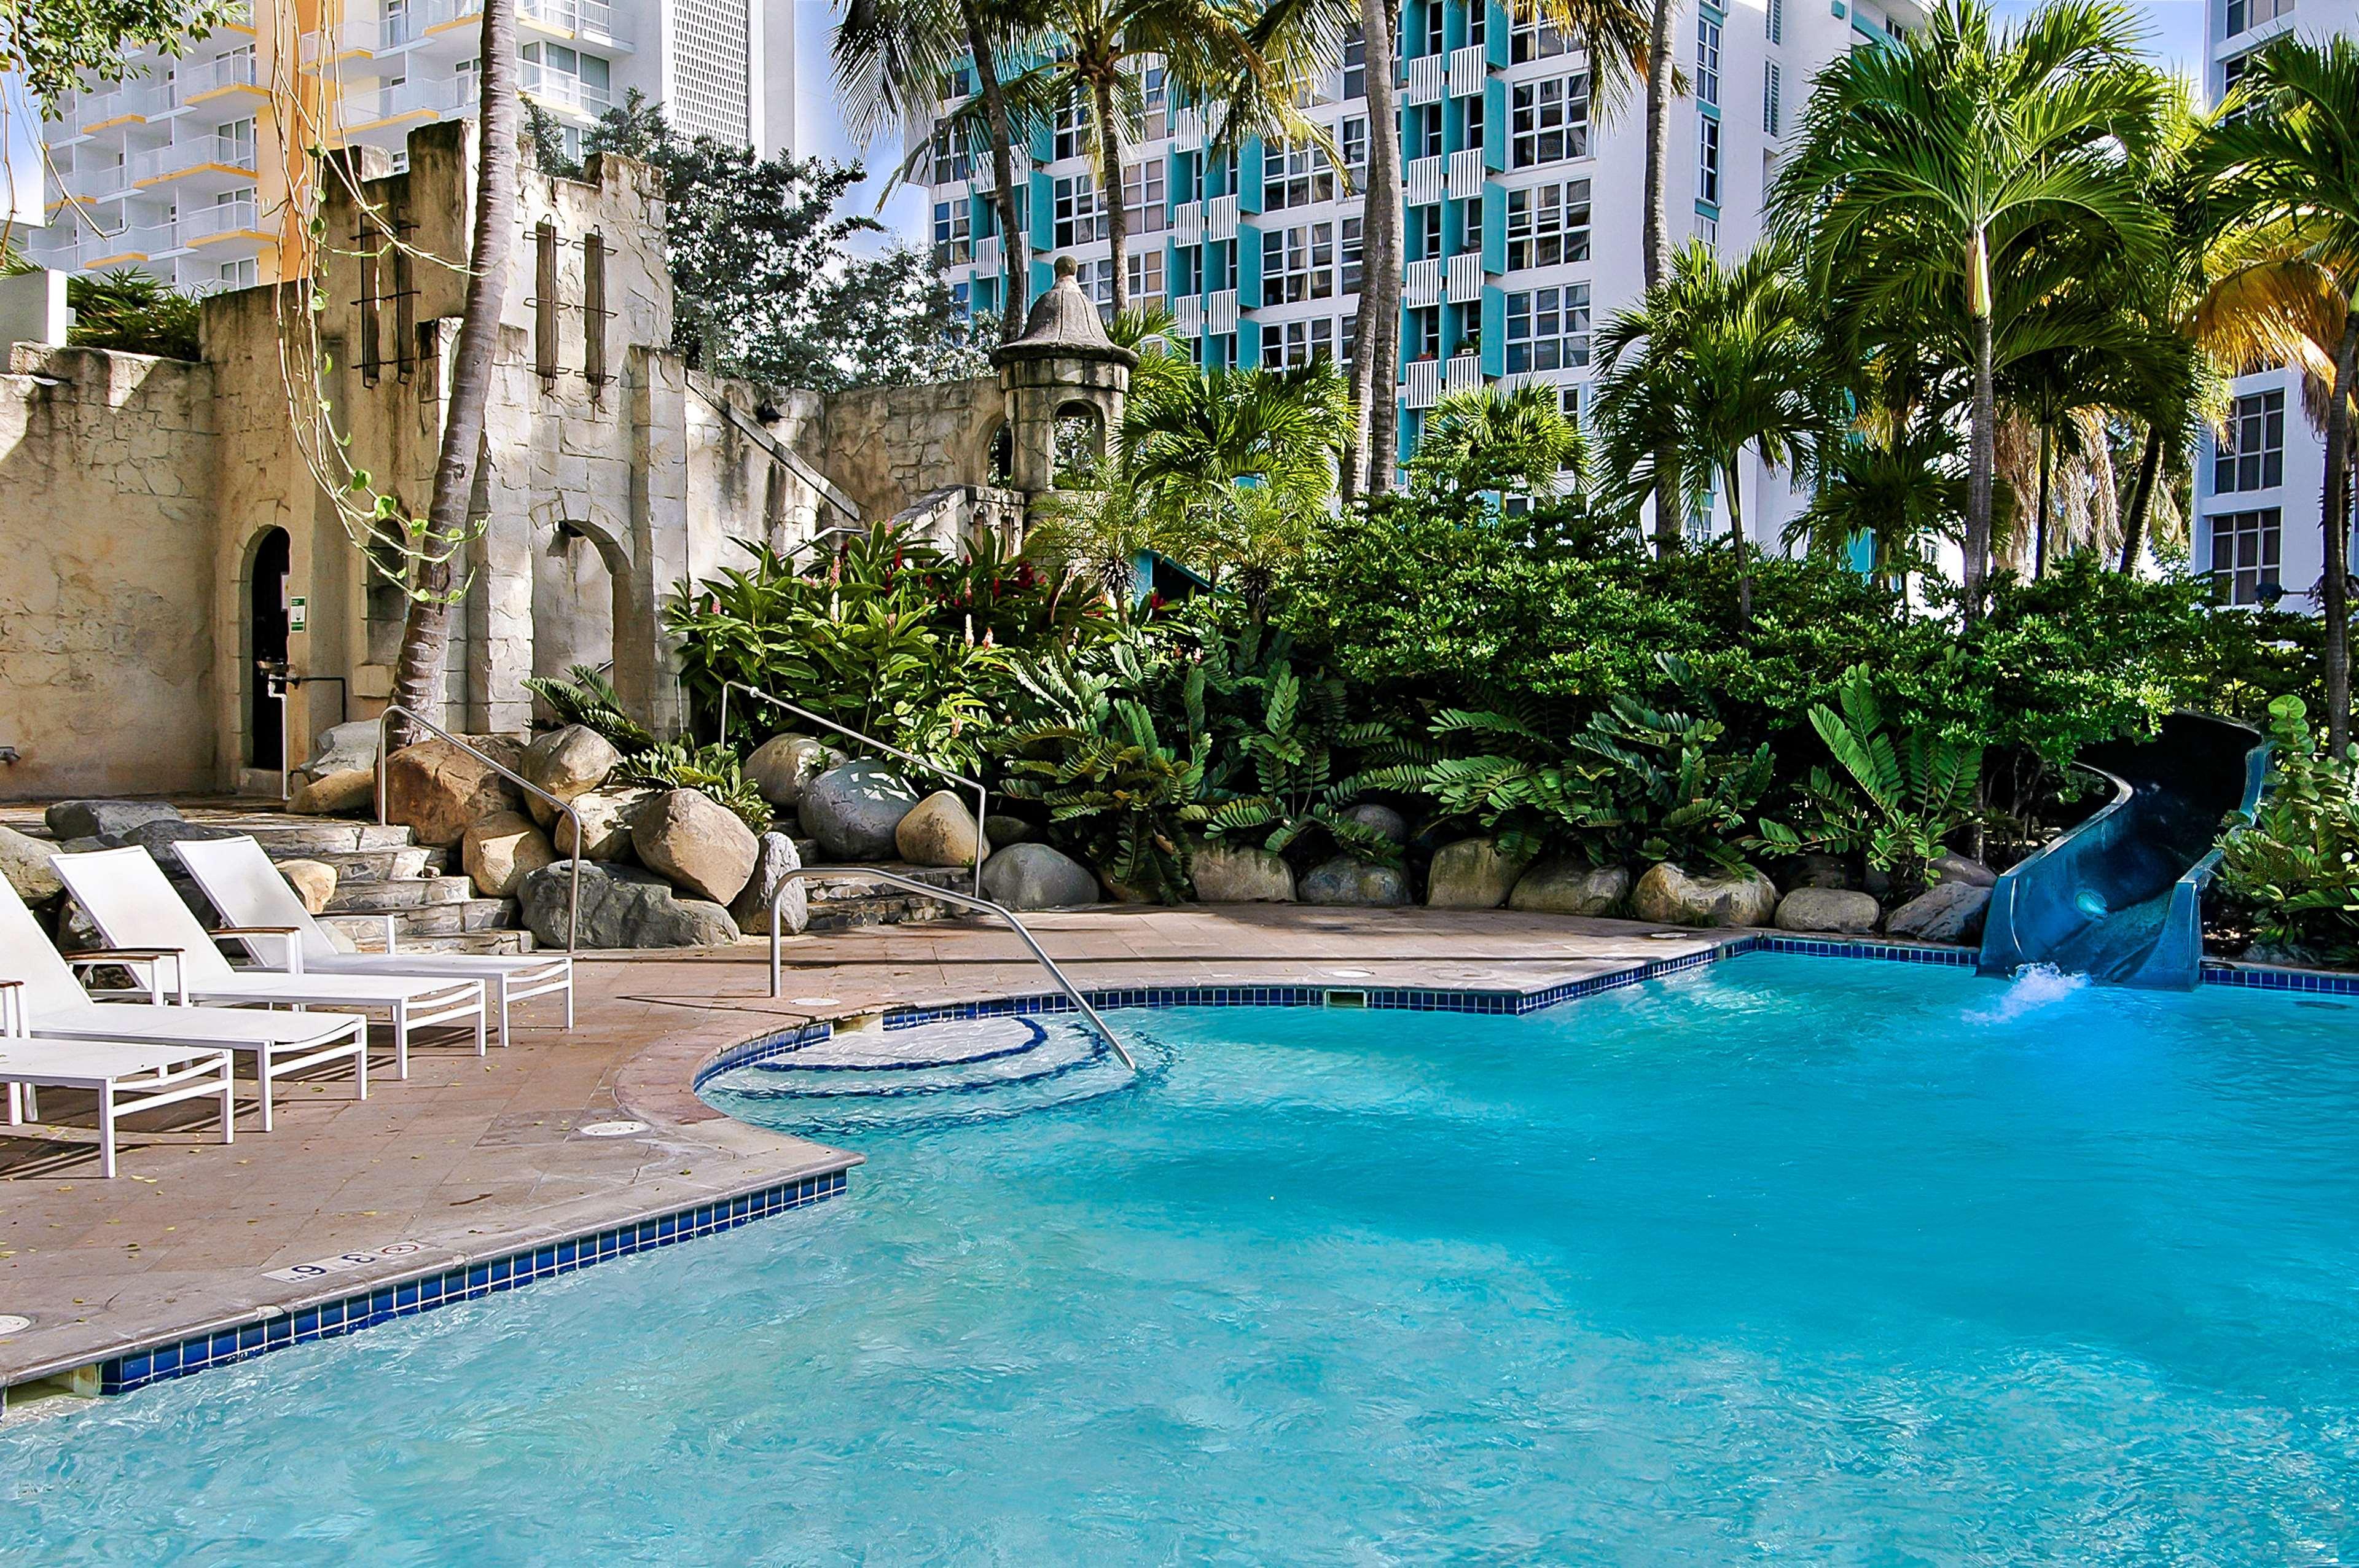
2215 695 2359 965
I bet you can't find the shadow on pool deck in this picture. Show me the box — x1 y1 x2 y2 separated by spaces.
0 905 1727 1400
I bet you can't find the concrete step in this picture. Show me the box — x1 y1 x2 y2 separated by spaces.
800 863 971 903
304 845 443 883
327 927 537 957
325 875 474 913
319 897 515 945
805 892 963 932
233 820 418 856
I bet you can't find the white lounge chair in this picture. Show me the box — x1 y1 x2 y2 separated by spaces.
0 876 365 1131
174 835 573 1050
50 846 487 1079
2 983 235 1178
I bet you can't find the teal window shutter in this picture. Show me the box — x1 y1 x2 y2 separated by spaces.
1238 136 1264 213
1479 284 1504 376
1030 257 1053 300
1482 78 1506 170
1163 236 1180 303
1485 0 1510 66
1238 317 1262 368
1028 170 1054 253
1237 220 1264 305
1028 119 1054 163
1165 147 1183 215
1481 183 1504 273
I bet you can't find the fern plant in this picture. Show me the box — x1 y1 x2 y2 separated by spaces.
1753 663 1981 886
616 741 773 832
522 664 658 753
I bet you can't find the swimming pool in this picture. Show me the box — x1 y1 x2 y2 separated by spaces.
6 953 2356 1562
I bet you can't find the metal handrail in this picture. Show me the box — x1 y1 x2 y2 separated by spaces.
716 681 987 897
375 704 584 952
769 868 1135 1071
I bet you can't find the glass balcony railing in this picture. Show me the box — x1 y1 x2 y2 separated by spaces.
127 134 258 183
182 198 262 241
520 65 612 115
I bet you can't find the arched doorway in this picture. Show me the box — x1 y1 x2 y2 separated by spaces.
248 527 291 770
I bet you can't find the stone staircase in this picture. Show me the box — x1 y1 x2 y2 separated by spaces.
198 813 532 955
798 863 973 933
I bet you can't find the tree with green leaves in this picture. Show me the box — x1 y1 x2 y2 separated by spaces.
0 0 240 106
1407 382 1587 502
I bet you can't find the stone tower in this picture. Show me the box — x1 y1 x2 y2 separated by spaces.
990 256 1138 494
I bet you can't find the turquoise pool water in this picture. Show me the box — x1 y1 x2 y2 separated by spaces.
6 954 2358 1563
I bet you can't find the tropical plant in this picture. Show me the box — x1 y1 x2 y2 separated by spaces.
1407 382 1588 501
2215 694 2359 964
521 663 659 752
57 267 201 358
0 0 242 108
1783 419 1964 604
615 741 773 831
1755 663 1982 887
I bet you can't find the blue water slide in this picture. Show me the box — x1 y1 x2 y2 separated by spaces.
1977 713 2269 989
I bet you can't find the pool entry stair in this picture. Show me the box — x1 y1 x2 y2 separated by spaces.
711 1015 1141 1134
1978 712 2267 989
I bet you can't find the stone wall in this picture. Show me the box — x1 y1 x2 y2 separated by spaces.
0 346 219 799
821 377 1005 523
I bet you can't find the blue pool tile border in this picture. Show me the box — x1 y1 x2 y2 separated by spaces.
98 1168 848 1395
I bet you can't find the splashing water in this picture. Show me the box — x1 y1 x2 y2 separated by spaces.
1968 962 2091 1024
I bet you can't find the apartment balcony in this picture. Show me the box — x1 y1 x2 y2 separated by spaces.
129 134 258 186
973 233 1003 275
1403 356 1444 408
1173 294 1205 335
1172 104 1207 146
1206 193 1238 243
1405 257 1442 308
521 65 612 116
64 222 179 270
1444 251 1484 305
58 160 136 205
171 52 262 104
1449 44 1489 96
1404 53 1446 106
1173 198 1204 246
1446 147 1485 202
1445 353 1485 393
971 155 1025 192
341 73 477 128
182 197 263 243
1207 288 1239 337
1406 154 1443 206
522 0 629 47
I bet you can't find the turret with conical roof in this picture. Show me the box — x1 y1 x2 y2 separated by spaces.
992 257 1135 494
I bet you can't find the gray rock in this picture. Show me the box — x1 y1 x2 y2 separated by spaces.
1301 856 1412 907
551 785 655 860
801 760 921 862
522 725 620 810
895 790 987 868
732 832 808 934
0 823 65 905
55 896 103 953
1929 851 1998 888
1342 803 1410 844
983 813 1038 846
44 799 181 840
1509 859 1630 916
1883 880 1990 944
1779 853 1849 892
630 788 761 905
121 819 245 859
1774 887 1883 934
517 860 740 950
746 734 842 810
295 719 381 783
980 843 1099 910
1189 842 1296 903
1426 837 1532 909
1629 862 1780 928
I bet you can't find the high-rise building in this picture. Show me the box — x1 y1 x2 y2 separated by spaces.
22 0 796 294
920 0 1923 530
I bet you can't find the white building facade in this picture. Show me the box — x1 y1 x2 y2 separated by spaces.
24 0 796 294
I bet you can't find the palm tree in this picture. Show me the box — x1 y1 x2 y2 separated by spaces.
2195 37 2359 746
1408 382 1588 499
1594 240 1824 618
1785 419 1965 609
386 0 520 741
1769 0 2167 625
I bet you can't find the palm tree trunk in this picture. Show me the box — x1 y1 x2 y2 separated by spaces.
1348 0 1404 496
1728 458 1751 623
2118 420 2162 573
1643 0 1680 558
1093 71 1129 313
2035 418 2051 580
386 0 518 747
1964 305 1995 624
2322 314 2358 752
958 0 1027 342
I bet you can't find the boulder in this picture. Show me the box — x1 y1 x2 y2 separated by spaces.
1190 842 1296 903
462 811 558 899
1342 803 1410 844
522 725 620 809
1425 838 1532 909
517 860 741 950
1929 851 1998 888
295 719 381 783
1508 858 1630 916
731 832 808 934
1300 856 1412 907
1774 887 1882 934
630 789 761 905
276 859 338 915
55 897 103 953
1629 862 1780 928
984 813 1038 848
1884 881 1991 944
801 760 921 862
1778 853 1849 892
550 786 655 860
979 843 1099 910
382 739 520 848
289 768 375 817
122 820 244 860
44 799 181 840
895 790 987 868
746 735 842 811
0 824 65 905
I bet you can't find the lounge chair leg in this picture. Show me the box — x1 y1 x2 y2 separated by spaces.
474 996 487 1058
220 1056 236 1145
394 1003 410 1080
565 979 574 1031
354 1019 369 1100
257 1048 275 1134
6 1083 17 1126
98 1086 116 1180
498 982 511 1051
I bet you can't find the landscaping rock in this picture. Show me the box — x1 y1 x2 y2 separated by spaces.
1301 856 1412 907
801 760 921 862
276 859 338 915
1190 842 1296 903
44 799 181 840
55 897 102 952
295 719 381 783
1774 887 1882 934
383 739 520 848
522 725 619 809
462 811 558 899
289 767 375 817
980 843 1099 910
746 735 842 811
732 832 808 933
517 860 740 950
1630 862 1780 928
1778 853 1849 892
1883 881 1990 944
1426 837 1532 909
123 820 244 860
1343 803 1410 844
630 789 761 905
984 813 1038 847
0 824 65 905
550 786 655 860
1509 859 1630 916
1930 851 1998 888
895 790 987 868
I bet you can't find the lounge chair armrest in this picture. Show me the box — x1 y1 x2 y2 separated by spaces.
215 926 303 935
214 926 305 975
63 946 185 961
63 948 187 1005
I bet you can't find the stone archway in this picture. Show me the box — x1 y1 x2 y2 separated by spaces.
244 525 291 771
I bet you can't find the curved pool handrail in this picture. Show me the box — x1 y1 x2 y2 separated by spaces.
769 868 1135 1072
377 704 583 953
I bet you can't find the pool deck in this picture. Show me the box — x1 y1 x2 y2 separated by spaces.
0 905 1735 1402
